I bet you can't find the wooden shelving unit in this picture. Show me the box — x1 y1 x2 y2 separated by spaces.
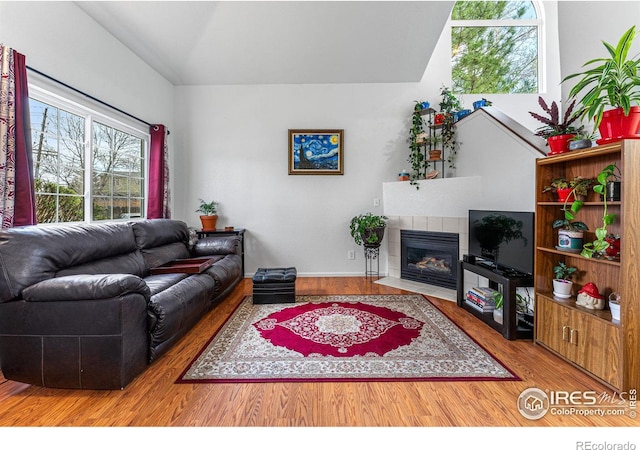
534 141 640 392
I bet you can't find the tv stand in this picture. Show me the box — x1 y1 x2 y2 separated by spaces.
457 259 533 340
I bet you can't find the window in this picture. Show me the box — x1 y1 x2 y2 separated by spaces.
29 92 148 224
451 1 542 94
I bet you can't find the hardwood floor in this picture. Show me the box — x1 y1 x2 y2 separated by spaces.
0 277 637 436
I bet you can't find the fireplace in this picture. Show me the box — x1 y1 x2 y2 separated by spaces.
401 230 459 289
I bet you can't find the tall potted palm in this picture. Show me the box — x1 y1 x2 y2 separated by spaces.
563 26 640 144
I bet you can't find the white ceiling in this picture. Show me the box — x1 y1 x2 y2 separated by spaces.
75 1 454 86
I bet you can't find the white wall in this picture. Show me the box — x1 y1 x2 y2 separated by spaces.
174 83 426 276
0 2 174 128
173 1 562 277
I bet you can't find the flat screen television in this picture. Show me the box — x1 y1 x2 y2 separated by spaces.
468 209 535 276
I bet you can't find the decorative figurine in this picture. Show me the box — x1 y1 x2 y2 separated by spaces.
576 282 605 310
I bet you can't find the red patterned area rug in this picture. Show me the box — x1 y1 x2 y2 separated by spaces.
177 294 520 383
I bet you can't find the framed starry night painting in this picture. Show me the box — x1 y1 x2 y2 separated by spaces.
288 129 344 175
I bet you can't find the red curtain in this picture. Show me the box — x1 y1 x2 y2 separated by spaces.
147 124 170 219
0 46 35 228
13 50 36 226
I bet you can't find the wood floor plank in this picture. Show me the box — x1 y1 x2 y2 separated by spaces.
0 277 636 430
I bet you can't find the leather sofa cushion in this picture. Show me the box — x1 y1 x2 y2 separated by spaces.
147 274 215 355
193 236 239 256
132 219 189 249
22 274 150 302
0 222 137 303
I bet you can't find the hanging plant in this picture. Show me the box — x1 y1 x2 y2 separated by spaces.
438 86 462 169
407 101 428 188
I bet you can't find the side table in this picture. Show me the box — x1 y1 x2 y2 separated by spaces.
197 228 246 276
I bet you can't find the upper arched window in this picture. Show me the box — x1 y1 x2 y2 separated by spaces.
451 1 542 94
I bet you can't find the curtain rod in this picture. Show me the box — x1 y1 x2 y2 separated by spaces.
26 65 169 135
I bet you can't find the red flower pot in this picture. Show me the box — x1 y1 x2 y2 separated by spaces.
547 134 575 155
556 187 573 203
596 106 640 145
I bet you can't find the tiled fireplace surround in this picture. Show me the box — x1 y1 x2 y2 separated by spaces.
380 215 470 302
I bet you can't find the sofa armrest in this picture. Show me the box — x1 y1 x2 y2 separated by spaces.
22 274 151 302
192 235 240 257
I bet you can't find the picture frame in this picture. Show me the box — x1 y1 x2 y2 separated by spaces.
288 129 344 175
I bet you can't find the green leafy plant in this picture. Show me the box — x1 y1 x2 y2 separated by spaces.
553 261 577 281
407 102 429 187
493 291 503 310
195 199 218 215
349 213 388 246
581 164 619 258
552 176 595 231
563 26 640 129
438 86 461 169
529 96 582 139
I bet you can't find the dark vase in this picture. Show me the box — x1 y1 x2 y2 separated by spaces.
606 181 621 201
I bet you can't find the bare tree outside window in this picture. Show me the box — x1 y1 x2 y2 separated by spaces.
29 98 146 223
451 1 539 94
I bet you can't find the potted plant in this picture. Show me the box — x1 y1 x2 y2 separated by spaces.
581 164 618 258
603 163 622 201
529 96 582 155
196 198 219 231
349 213 388 247
542 177 571 202
563 26 640 144
552 176 594 252
438 86 462 169
492 291 504 325
569 130 596 151
408 102 429 185
552 261 578 299
608 292 621 322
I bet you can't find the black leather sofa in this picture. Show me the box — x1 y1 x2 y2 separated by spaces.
0 219 242 389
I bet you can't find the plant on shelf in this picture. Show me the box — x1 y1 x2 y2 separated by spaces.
492 291 504 324
563 26 640 142
543 175 594 203
569 129 596 150
581 164 619 258
349 213 388 247
529 96 582 155
407 101 429 186
552 261 578 299
196 198 219 231
438 86 462 169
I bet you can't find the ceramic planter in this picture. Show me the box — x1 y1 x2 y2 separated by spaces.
569 139 592 150
609 301 621 322
493 308 503 324
428 149 442 160
596 106 640 145
200 215 218 231
547 134 575 156
552 279 573 299
555 187 573 203
606 181 621 201
557 229 584 252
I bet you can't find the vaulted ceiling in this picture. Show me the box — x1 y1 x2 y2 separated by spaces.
76 1 454 86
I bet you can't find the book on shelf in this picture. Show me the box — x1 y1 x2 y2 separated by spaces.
464 297 494 313
469 286 499 300
465 292 495 312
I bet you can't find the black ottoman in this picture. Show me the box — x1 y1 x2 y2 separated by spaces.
252 267 297 304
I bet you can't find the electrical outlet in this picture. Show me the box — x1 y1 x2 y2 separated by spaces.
347 250 356 260
373 197 380 207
